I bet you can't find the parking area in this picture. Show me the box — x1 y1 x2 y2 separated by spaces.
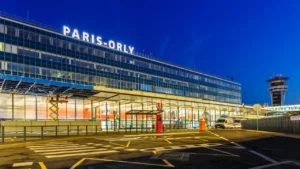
0 130 300 169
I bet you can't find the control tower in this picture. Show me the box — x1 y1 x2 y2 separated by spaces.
266 75 289 106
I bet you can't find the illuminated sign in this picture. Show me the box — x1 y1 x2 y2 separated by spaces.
268 105 300 111
290 115 300 121
63 26 134 54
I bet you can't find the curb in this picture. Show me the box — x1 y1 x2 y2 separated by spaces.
243 129 300 139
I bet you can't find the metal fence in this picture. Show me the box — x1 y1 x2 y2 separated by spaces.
242 116 300 134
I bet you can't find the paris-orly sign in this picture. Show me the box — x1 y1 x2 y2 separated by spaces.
63 26 134 54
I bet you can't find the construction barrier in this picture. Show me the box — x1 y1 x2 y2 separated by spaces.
199 119 206 131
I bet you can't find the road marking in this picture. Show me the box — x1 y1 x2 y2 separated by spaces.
126 141 131 147
112 147 124 150
12 162 33 167
41 148 108 155
110 142 126 147
31 147 95 153
191 153 238 156
201 145 239 157
209 131 279 164
70 158 86 169
45 150 118 158
28 145 83 149
38 162 47 169
162 159 174 167
230 142 246 149
165 139 172 144
124 149 138 151
140 143 222 152
249 160 300 169
124 132 199 137
249 150 278 164
219 137 229 141
209 131 245 148
85 158 174 168
28 146 86 150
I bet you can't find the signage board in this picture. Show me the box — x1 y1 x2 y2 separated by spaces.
290 115 300 121
63 26 134 54
253 104 262 112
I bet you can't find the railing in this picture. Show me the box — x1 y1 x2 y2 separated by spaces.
0 120 200 143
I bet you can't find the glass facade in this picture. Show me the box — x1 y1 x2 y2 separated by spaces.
0 17 241 104
0 16 243 126
0 93 243 129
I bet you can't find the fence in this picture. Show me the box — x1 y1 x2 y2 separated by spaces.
0 120 196 143
241 116 300 134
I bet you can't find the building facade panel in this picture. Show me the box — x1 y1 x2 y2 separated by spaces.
0 16 241 105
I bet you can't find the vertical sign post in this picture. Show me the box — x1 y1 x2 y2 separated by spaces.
253 104 262 131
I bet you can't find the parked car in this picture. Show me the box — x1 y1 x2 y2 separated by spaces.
214 117 234 129
233 119 244 128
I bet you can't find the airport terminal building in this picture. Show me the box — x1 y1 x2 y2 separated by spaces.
0 13 246 130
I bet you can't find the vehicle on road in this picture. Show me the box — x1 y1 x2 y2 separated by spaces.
214 117 234 129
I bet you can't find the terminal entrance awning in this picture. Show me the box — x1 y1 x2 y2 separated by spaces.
0 74 99 98
125 110 163 115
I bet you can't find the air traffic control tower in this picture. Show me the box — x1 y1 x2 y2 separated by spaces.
267 75 289 106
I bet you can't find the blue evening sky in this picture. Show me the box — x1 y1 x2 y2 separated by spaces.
1 0 300 105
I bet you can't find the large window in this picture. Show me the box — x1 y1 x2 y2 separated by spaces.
26 95 36 120
0 93 12 119
14 95 25 119
0 42 4 51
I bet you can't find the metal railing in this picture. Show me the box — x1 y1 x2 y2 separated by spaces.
1 125 110 143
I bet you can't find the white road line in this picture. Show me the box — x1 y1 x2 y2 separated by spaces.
28 145 81 149
219 137 228 140
28 144 80 148
124 149 138 151
230 142 246 149
124 132 199 137
209 131 245 149
31 147 96 153
41 148 108 155
249 150 278 164
249 160 300 169
12 162 33 167
45 150 118 158
28 145 89 150
169 146 182 149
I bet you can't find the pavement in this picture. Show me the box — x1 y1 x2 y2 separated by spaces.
0 129 300 169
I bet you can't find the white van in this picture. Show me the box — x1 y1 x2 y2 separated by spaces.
214 117 234 129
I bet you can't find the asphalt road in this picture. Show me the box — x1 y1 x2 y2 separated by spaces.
0 130 300 169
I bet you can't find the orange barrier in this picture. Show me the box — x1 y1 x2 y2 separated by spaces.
199 119 206 131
